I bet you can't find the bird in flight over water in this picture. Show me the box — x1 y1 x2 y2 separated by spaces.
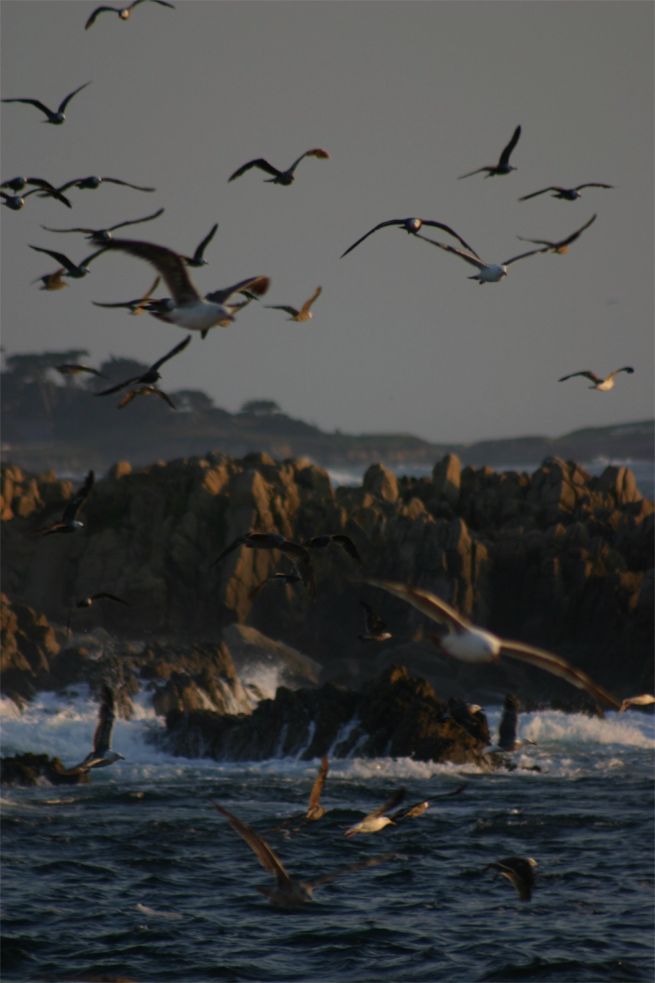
458 125 522 178
63 685 125 775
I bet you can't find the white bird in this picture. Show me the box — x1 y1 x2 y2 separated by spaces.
365 579 623 711
344 787 405 837
415 233 546 284
619 694 655 713
558 367 634 391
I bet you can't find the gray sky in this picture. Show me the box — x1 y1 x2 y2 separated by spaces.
1 0 653 444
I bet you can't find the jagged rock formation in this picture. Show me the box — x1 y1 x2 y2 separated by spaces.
1 453 652 705
0 753 90 786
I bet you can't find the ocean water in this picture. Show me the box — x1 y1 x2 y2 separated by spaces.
2 692 654 983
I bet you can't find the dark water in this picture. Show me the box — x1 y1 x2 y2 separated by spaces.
2 700 654 983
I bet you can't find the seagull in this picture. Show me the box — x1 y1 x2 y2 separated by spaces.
516 213 597 254
249 564 304 600
37 470 94 535
558 366 634 391
487 856 538 901
116 385 176 409
365 579 622 711
229 148 330 185
30 244 106 280
63 685 125 775
214 802 392 906
94 334 191 396
619 694 655 713
306 756 329 821
56 363 107 379
35 269 68 291
42 207 164 243
496 694 527 752
266 286 322 322
213 532 316 594
181 223 219 267
459 125 522 178
92 238 243 337
358 601 392 642
390 783 466 824
202 275 271 330
344 787 405 837
92 275 162 314
519 183 613 202
303 533 363 564
76 592 129 609
340 217 480 259
55 175 155 194
2 82 91 124
85 0 175 30
415 233 547 284
1 178 72 209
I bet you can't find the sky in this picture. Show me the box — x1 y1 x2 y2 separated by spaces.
1 0 653 445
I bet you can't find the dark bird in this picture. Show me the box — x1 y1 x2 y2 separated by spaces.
38 470 94 536
459 125 522 178
304 533 363 565
76 592 129 609
56 363 106 379
92 275 161 314
558 366 634 391
42 206 164 243
214 802 392 907
116 385 176 410
85 0 175 30
213 531 309 567
344 787 405 837
519 183 613 202
358 601 392 642
365 579 623 711
1 178 72 208
516 213 597 254
487 856 538 901
415 233 548 284
306 756 329 821
182 223 219 267
497 694 523 752
2 81 91 124
390 783 466 823
63 685 125 774
248 565 304 601
266 286 322 322
91 238 239 337
56 175 155 194
95 334 191 396
30 244 106 280
229 148 330 185
341 217 479 259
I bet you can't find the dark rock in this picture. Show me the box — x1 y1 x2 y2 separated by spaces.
0 753 89 786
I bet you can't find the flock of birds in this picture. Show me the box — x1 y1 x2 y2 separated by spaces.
5 0 650 911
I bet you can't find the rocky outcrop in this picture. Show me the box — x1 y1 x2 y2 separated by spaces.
1 453 652 703
0 753 89 786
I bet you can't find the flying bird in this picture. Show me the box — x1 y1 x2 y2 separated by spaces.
495 694 533 752
214 802 391 906
519 183 613 202
229 148 330 185
365 579 623 711
487 856 538 901
76 592 129 608
266 286 322 322
116 385 176 410
340 217 479 259
95 334 191 396
459 125 522 179
1 178 72 209
358 601 392 642
390 783 466 823
37 470 94 536
56 363 106 379
30 244 106 280
344 787 405 837
63 685 125 775
304 533 363 564
85 0 175 30
2 81 91 124
306 756 329 821
92 275 162 314
619 694 655 713
415 233 547 284
92 238 249 337
182 223 219 267
558 366 634 391
35 269 68 291
248 564 304 600
55 175 155 193
42 207 164 243
212 531 309 567
516 213 597 254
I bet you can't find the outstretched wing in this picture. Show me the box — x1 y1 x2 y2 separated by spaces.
109 207 165 233
502 246 549 266
367 787 406 820
229 158 281 181
2 97 54 117
190 223 219 263
298 286 322 316
214 803 294 889
149 333 192 372
100 239 201 305
29 244 76 273
518 187 557 201
85 6 117 29
100 177 156 192
551 213 597 249
415 235 485 270
497 124 522 169
58 82 92 114
307 756 329 814
62 470 95 522
93 685 116 756
558 370 600 383
341 220 405 258
499 640 620 710
266 304 299 316
365 578 472 632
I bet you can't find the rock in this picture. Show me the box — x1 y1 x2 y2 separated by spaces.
0 753 89 786
433 453 461 505
363 463 399 503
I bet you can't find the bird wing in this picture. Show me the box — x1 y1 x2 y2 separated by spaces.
266 305 299 316
497 698 519 750
57 364 104 377
518 187 555 201
211 535 247 567
109 207 165 232
415 235 485 270
62 470 95 521
287 148 330 173
214 803 294 889
117 390 138 409
151 387 176 409
229 158 280 181
307 756 329 813
92 685 116 756
96 375 141 396
190 223 218 263
29 245 77 273
90 592 130 605
58 81 92 114
85 6 116 29
205 275 270 305
367 787 406 820
457 166 489 179
101 239 201 304
365 578 472 631
81 247 108 267
499 640 620 710
497 124 522 168
558 370 600 383
340 220 403 258
608 366 634 378
298 286 322 316
421 221 481 258
101 177 156 191
42 225 92 234
331 534 362 564
502 246 549 266
551 213 597 248
149 333 192 372
2 97 55 117
576 183 613 191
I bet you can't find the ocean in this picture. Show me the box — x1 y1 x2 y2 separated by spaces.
2 689 654 983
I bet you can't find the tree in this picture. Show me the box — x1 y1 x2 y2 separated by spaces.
239 399 281 416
